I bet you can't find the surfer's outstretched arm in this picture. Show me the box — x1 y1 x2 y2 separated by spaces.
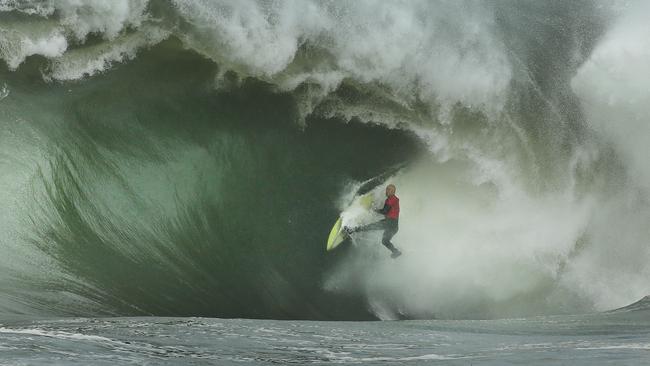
376 202 391 215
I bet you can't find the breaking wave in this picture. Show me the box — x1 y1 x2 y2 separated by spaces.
0 0 649 320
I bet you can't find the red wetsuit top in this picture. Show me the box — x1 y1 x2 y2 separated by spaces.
378 195 400 220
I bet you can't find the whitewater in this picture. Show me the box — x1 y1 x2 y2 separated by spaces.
1 0 650 364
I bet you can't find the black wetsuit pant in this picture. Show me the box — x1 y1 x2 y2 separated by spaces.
355 218 399 253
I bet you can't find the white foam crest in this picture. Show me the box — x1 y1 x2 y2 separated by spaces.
3 0 512 114
172 0 512 117
53 0 149 41
0 0 151 71
46 25 170 81
172 0 325 76
0 0 55 17
0 28 68 69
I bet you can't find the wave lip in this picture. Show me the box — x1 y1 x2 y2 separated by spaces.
608 295 650 313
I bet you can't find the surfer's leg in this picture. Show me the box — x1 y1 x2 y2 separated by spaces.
381 223 401 258
381 227 397 251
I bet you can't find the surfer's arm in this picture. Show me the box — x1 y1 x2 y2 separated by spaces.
376 202 391 215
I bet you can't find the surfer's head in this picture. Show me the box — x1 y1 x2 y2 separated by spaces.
386 184 396 197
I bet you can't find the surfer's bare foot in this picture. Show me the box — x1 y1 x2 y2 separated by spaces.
391 249 402 259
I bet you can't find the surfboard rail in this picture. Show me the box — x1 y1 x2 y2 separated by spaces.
326 192 375 251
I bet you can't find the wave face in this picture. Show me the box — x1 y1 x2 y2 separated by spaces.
0 0 649 320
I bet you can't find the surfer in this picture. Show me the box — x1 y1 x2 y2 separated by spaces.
345 184 402 258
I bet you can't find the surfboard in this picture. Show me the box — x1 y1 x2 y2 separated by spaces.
326 217 346 251
326 192 374 251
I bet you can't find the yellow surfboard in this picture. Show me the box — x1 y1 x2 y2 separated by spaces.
326 193 374 251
